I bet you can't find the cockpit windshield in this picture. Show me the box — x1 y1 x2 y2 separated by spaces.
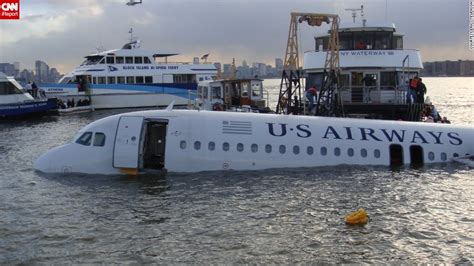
80 56 104 66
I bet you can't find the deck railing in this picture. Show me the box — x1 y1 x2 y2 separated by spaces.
339 85 407 104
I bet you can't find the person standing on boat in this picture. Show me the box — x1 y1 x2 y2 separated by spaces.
416 78 427 104
408 77 419 103
31 82 38 98
306 86 318 114
24 81 32 95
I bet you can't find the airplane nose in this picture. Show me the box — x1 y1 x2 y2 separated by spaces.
34 151 52 173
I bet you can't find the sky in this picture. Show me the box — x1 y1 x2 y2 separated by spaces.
0 0 472 73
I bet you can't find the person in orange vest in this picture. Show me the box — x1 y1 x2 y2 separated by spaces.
408 76 419 103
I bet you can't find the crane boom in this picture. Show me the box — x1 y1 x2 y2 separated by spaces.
276 12 341 116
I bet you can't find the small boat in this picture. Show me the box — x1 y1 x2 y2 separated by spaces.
58 106 94 115
453 155 474 167
0 72 58 118
193 78 272 113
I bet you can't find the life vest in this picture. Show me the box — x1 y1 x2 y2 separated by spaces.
410 79 418 89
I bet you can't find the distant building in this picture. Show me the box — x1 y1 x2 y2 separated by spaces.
275 58 283 73
421 60 474 77
0 63 17 77
35 60 50 83
49 68 62 83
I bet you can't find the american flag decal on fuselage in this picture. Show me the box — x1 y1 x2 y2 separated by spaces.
222 120 252 135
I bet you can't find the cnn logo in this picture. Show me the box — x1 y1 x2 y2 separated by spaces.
0 0 20 20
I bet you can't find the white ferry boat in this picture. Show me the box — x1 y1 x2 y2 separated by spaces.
41 39 217 109
303 13 425 120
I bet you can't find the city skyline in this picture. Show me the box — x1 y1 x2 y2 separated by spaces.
0 0 472 73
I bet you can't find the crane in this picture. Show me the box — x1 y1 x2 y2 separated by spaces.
276 12 341 117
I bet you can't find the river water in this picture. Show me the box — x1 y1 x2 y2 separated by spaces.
0 77 473 264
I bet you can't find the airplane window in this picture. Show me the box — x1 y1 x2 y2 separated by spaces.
180 141 186 149
334 147 341 156
307 146 314 155
374 149 381 158
93 133 106 147
76 132 92 146
208 142 215 151
194 141 201 150
265 144 272 153
428 152 435 161
321 147 327 156
223 142 230 151
237 143 244 152
440 152 447 161
348 148 354 157
293 145 300 155
250 144 258 153
361 149 368 158
279 145 286 154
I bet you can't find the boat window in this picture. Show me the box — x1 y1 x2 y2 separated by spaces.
202 87 209 99
354 32 373 49
134 57 143 64
453 153 459 158
265 144 272 153
320 147 327 156
194 141 201 150
92 77 97 84
82 56 104 66
145 76 153 83
374 149 381 158
106 57 115 64
98 77 106 84
315 36 329 51
98 58 105 64
307 146 314 155
107 77 116 84
93 133 106 147
199 77 204 82
125 57 133 64
208 142 215 151
441 152 447 161
180 140 186 149
339 32 353 50
279 145 286 154
348 148 354 157
144 57 151 64
392 35 403 49
251 82 262 97
116 57 124 64
241 82 250 97
381 72 397 90
136 76 144 84
306 73 324 90
293 145 300 155
223 142 230 151
237 143 244 152
0 81 22 95
339 74 350 91
334 147 341 157
428 152 435 161
126 77 134 84
361 148 368 158
374 32 392 49
251 144 258 153
76 132 92 146
117 76 126 84
211 86 221 99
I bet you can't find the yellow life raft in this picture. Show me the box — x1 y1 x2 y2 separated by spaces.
345 208 369 225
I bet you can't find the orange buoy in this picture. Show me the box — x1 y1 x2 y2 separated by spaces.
345 208 369 225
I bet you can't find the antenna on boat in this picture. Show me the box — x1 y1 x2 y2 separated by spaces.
345 5 364 23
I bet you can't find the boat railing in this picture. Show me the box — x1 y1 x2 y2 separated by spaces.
339 85 407 104
303 48 420 54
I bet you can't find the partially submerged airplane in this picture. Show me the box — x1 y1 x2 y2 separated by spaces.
35 107 473 175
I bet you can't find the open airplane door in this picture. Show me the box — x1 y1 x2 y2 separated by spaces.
113 116 144 170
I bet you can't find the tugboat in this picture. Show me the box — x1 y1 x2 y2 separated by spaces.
0 72 57 118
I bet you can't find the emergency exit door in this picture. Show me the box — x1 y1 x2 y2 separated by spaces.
113 116 144 168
